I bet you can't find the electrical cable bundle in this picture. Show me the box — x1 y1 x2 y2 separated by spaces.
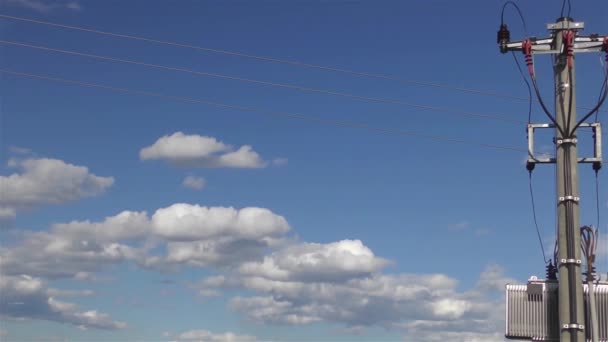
581 225 598 280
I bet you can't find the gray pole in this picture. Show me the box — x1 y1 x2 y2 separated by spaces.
554 18 585 342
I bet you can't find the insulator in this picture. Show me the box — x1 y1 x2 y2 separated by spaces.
497 24 511 53
546 260 557 280
526 162 535 172
584 266 597 281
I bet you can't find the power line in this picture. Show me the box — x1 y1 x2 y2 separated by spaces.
0 68 527 153
2 14 605 113
529 172 549 264
0 39 522 125
0 13 542 103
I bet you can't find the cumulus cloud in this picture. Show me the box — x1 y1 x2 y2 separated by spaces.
152 203 289 241
0 203 289 279
182 176 205 191
476 264 517 292
53 210 150 242
0 229 143 279
0 200 514 338
192 240 510 338
175 329 256 342
0 157 114 218
228 272 478 327
0 0 81 13
238 240 388 282
0 275 125 330
140 132 267 168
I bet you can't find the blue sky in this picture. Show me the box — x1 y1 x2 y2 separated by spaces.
0 0 606 341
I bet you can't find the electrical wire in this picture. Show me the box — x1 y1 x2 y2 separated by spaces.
596 53 607 123
595 173 601 238
0 39 522 125
531 69 567 137
501 1 527 35
0 68 527 153
581 225 598 277
514 48 550 265
0 14 525 102
511 53 533 123
572 57 608 132
561 0 572 18
529 173 550 264
1 13 605 115
500 1 566 136
565 68 574 135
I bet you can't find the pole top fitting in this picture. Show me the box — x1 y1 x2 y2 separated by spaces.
556 17 574 23
547 19 584 31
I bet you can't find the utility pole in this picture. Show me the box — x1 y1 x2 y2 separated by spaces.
553 18 585 342
499 15 608 342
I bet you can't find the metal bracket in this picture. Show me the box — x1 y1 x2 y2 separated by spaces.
561 323 585 331
526 123 602 169
558 195 580 203
548 21 585 31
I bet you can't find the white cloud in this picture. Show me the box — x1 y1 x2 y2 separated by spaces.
0 203 289 278
0 157 114 218
152 203 289 241
402 321 505 342
0 200 514 338
0 207 16 221
0 229 144 279
47 288 95 297
0 275 125 330
272 158 288 167
192 239 511 337
1 0 81 13
476 264 517 292
53 210 150 242
448 221 470 232
238 240 388 282
176 329 257 342
182 176 206 191
8 146 31 155
140 132 267 168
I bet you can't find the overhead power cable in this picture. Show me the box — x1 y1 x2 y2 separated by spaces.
504 1 550 266
0 39 521 124
0 14 554 103
1 14 605 114
529 173 549 264
0 69 526 153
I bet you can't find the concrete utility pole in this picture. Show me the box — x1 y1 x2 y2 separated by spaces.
499 16 607 342
553 19 585 342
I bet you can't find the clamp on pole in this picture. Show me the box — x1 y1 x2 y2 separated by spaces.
556 138 577 146
562 323 585 331
559 258 582 267
558 195 580 203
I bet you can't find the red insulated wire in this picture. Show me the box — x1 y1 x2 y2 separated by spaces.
563 31 575 69
523 40 534 76
604 37 608 67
